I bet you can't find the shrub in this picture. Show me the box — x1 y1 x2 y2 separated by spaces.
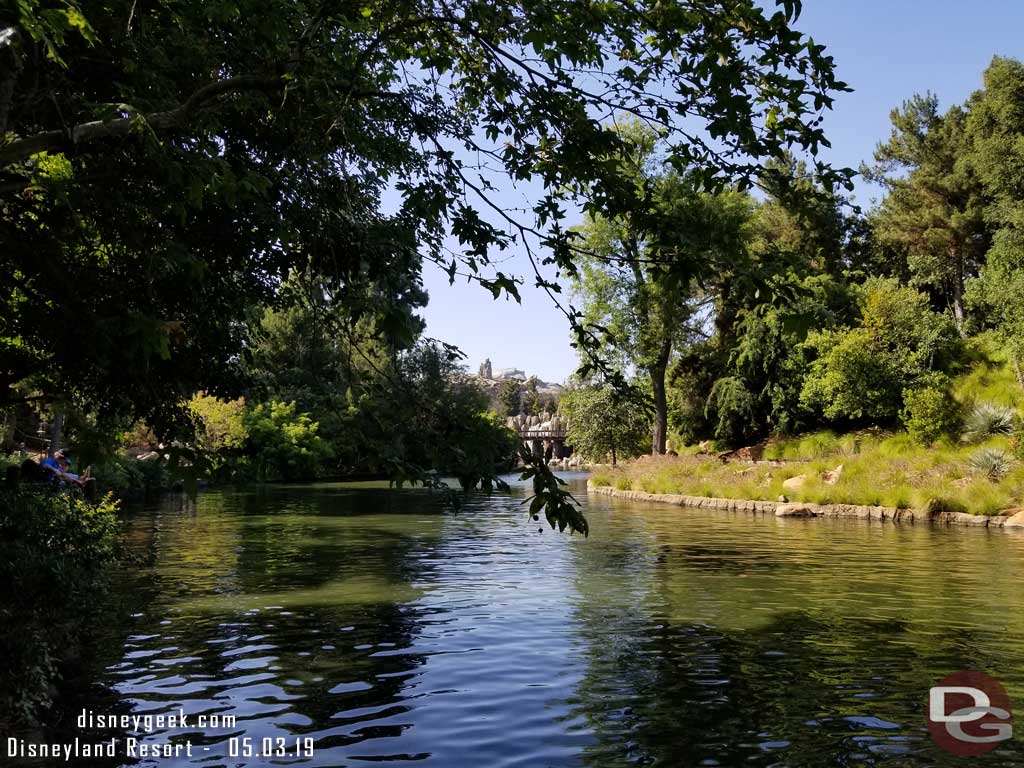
962 402 1015 444
244 400 332 481
801 278 960 424
190 393 248 451
900 380 962 446
0 488 120 725
968 447 1014 482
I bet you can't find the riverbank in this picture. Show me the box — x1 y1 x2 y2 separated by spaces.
589 481 1024 528
591 430 1024 518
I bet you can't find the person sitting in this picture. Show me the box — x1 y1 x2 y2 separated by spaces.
41 449 88 489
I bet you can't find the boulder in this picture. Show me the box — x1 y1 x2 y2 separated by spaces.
775 503 816 518
1004 509 1024 528
782 474 807 491
822 464 844 485
778 494 789 503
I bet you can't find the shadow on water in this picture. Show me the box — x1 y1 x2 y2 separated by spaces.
27 477 1024 767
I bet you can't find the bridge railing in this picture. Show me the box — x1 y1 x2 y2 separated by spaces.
514 429 567 440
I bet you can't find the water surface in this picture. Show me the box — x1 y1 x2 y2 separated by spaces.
83 476 1024 766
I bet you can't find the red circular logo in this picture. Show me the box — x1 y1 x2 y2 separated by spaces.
927 670 1013 756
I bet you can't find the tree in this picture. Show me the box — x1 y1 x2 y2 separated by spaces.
1 0 850 418
523 377 542 416
1 0 852 534
865 93 988 332
801 278 961 424
244 401 333 482
963 57 1024 386
572 123 750 454
686 157 859 446
559 385 650 465
189 393 248 453
380 344 518 488
497 380 522 418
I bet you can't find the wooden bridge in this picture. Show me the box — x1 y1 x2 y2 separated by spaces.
513 427 570 458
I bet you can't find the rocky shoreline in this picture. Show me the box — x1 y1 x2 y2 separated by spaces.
588 482 1024 529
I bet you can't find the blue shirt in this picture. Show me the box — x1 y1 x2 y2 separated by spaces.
41 456 61 479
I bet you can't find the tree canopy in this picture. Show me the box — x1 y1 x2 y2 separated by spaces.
2 0 855 533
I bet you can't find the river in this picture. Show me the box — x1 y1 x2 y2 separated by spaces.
73 474 1024 766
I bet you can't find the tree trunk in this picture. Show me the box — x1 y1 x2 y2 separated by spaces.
1013 352 1024 392
611 446 617 466
649 341 671 455
49 411 63 457
951 247 966 336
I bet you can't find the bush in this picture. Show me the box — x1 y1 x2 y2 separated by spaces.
190 393 248 451
244 400 332 481
962 402 1016 444
801 278 960 424
900 379 962 446
0 488 120 725
968 447 1014 482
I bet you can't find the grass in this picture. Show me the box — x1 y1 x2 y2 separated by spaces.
954 333 1022 409
592 336 1024 517
592 436 1024 516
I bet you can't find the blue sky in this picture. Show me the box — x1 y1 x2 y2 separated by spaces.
418 0 1024 384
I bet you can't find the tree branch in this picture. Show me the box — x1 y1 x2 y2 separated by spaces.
0 74 285 167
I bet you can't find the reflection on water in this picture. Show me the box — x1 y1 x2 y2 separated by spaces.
70 477 1024 765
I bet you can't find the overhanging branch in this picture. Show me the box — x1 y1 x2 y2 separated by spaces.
0 74 285 167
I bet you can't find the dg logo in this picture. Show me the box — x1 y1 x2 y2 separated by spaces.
928 671 1013 756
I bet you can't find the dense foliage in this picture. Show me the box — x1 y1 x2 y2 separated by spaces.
559 385 650 465
0 487 120 725
1 0 852 535
567 56 1024 451
801 278 960 424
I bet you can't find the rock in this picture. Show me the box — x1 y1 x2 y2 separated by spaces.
775 503 816 518
1004 509 1024 528
778 494 788 503
726 444 765 462
782 474 807 490
822 464 844 485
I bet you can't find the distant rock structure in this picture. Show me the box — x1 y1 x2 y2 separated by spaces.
472 361 564 411
493 367 526 381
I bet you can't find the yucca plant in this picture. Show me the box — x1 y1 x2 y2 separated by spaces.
968 447 1014 482
961 403 1015 444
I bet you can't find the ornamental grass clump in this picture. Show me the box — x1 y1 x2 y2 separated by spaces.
962 403 1015 444
968 447 1014 482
